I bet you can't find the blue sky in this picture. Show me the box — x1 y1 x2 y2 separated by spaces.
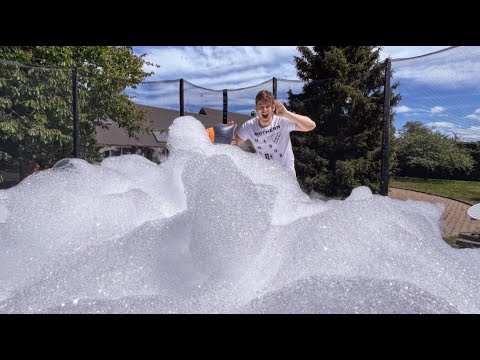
131 46 480 142
133 46 448 89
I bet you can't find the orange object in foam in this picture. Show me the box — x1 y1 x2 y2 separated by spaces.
206 127 215 143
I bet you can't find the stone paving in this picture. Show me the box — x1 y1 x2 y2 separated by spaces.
388 188 480 239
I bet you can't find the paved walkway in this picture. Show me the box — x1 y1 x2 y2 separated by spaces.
388 188 480 239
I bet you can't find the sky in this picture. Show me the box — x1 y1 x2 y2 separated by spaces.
133 46 449 89
2 115 480 314
130 46 480 142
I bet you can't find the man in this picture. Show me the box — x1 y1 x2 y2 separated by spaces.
233 90 316 175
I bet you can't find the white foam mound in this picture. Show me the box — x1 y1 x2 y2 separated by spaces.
1 116 480 314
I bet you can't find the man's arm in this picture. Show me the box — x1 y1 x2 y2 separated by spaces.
227 121 246 145
232 132 246 145
274 99 316 132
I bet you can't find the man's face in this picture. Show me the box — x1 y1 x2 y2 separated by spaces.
255 100 274 121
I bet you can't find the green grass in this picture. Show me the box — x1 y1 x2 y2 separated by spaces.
391 177 480 205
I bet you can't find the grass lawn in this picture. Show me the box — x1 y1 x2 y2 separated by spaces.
391 177 480 205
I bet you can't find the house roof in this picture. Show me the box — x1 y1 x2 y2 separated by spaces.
96 104 252 147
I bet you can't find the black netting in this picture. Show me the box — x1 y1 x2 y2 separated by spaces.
183 80 224 122
228 79 273 116
125 79 181 110
276 78 304 106
5 46 478 190
392 46 480 142
128 78 307 120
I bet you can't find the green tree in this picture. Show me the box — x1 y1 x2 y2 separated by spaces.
396 121 474 179
0 46 155 177
287 46 400 197
460 142 480 180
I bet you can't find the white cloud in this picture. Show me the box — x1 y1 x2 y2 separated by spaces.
425 121 455 129
424 121 480 141
451 126 480 141
394 105 413 113
135 46 299 89
466 108 480 120
431 106 445 114
391 47 480 86
133 46 461 90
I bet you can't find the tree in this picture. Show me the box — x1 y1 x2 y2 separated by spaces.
460 142 480 181
396 121 474 179
0 46 155 178
287 46 400 197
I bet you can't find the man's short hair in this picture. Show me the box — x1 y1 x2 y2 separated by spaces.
255 90 274 104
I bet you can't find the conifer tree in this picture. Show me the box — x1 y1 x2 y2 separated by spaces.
288 46 400 197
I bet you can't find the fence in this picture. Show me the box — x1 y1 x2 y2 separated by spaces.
391 46 480 142
125 77 305 122
2 46 480 193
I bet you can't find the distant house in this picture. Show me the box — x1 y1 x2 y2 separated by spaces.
96 104 252 163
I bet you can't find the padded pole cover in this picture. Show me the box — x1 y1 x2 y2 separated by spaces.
212 123 235 144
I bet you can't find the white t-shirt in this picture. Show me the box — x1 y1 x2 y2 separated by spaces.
237 115 296 172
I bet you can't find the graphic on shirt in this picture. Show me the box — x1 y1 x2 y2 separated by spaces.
273 133 281 144
254 125 280 137
238 116 295 172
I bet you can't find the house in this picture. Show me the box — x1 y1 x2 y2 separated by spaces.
96 104 252 163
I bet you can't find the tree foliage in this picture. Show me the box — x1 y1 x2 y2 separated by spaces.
0 46 154 175
460 142 480 180
395 121 474 178
287 46 400 197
